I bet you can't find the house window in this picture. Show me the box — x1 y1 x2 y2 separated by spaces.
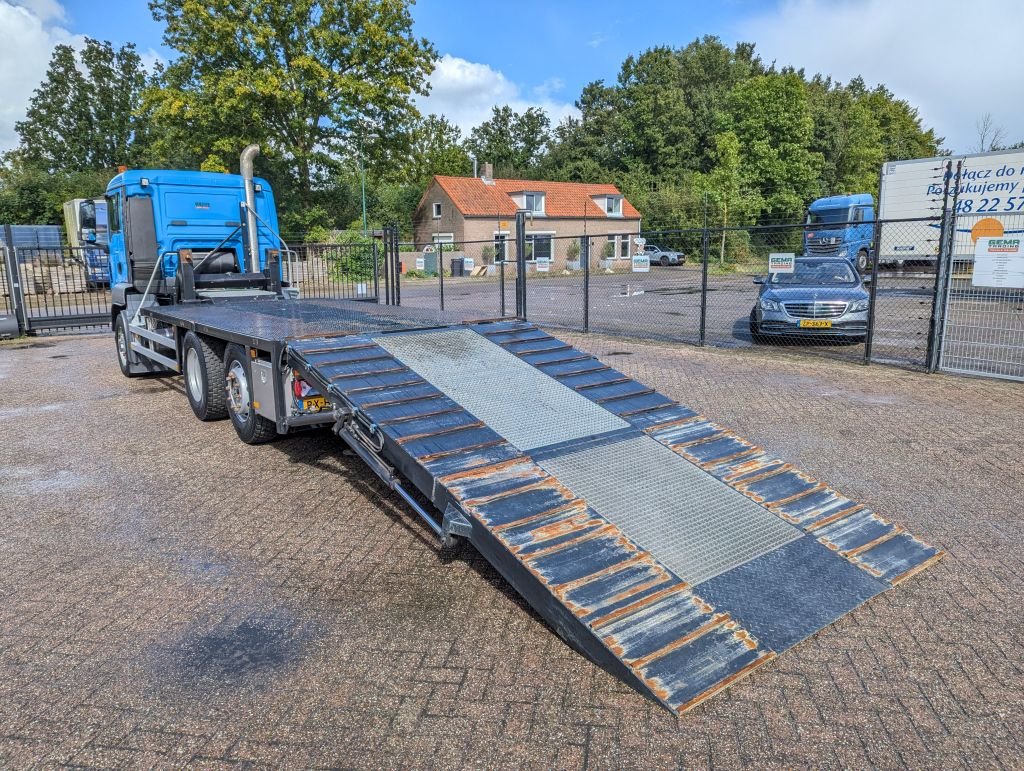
524 192 545 214
529 235 553 262
619 235 630 259
606 196 623 216
432 202 442 219
493 234 507 262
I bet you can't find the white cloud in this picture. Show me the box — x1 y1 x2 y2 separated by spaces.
0 1 84 152
737 0 1022 154
416 54 578 137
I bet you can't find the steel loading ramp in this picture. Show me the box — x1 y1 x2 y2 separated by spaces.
288 320 942 714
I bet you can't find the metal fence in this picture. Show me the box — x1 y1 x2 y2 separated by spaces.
394 218 946 372
1 246 110 333
286 242 381 302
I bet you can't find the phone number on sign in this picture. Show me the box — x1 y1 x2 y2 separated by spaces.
955 196 1024 213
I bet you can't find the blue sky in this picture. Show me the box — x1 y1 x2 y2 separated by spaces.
1 0 1020 153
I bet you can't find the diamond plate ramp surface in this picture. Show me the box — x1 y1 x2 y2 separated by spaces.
536 434 803 586
375 328 627 450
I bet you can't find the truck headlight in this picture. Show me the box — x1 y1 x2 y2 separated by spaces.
849 299 869 312
838 248 848 257
760 298 780 312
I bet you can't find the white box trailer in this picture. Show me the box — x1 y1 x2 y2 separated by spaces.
879 149 1024 264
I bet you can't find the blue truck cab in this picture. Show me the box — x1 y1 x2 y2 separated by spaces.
803 193 875 272
106 168 282 323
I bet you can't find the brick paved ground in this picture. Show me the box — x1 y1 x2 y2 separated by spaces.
0 332 1021 769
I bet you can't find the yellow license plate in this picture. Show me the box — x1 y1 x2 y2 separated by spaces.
301 396 327 411
799 319 832 329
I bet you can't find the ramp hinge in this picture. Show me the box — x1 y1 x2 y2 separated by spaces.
441 504 473 547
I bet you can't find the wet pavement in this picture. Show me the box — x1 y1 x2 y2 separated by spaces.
0 331 1021 768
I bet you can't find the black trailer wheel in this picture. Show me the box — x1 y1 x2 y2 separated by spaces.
183 331 228 421
223 343 277 444
114 311 138 378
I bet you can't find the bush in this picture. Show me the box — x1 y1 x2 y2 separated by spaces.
566 240 581 261
325 231 376 282
481 245 496 263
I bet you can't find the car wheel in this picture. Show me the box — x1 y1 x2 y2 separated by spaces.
660 256 669 267
856 249 870 273
182 331 228 421
748 310 764 343
224 343 277 444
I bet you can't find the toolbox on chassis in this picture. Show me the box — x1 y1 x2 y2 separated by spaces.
110 156 943 714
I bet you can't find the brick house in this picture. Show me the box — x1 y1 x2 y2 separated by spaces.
412 166 642 271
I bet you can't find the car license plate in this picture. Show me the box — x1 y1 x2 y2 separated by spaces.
799 319 832 329
301 396 327 411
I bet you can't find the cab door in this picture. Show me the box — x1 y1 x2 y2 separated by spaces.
106 189 129 285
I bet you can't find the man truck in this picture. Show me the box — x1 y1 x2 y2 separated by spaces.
106 147 941 716
803 193 876 272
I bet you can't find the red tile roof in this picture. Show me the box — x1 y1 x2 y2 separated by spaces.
430 176 641 219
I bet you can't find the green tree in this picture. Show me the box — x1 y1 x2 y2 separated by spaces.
145 0 437 231
725 72 822 222
466 105 551 177
399 114 471 187
15 39 148 171
807 76 884 195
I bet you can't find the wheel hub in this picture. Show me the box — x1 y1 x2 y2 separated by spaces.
185 348 203 400
226 361 250 418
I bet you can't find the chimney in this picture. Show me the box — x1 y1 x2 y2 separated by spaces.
482 162 493 180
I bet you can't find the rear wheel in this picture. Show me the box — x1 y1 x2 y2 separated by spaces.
114 311 138 378
183 332 227 420
660 255 669 267
224 343 277 444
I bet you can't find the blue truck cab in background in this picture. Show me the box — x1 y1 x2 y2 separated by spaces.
105 169 281 318
803 193 875 273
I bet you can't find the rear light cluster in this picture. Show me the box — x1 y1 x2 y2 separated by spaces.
291 371 318 400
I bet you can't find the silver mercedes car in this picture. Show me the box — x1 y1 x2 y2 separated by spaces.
749 258 870 342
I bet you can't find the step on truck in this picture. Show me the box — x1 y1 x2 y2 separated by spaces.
109 148 944 714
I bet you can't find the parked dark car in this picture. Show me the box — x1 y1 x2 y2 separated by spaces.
750 258 870 342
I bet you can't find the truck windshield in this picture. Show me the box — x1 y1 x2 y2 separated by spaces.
771 260 858 286
806 208 850 225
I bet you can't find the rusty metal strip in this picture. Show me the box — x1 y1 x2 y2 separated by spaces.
549 553 654 596
327 364 407 380
416 438 508 464
803 503 865 531
574 377 632 391
843 526 905 558
438 457 533 485
360 391 446 409
377 407 464 426
625 614 732 670
395 420 487 444
642 414 702 433
889 551 945 585
519 523 618 562
595 388 656 404
766 482 829 510
619 401 682 418
342 377 427 395
589 582 692 631
465 476 561 507
490 499 587 534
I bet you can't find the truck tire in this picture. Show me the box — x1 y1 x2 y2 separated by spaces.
856 249 870 273
223 343 277 444
114 311 139 378
183 331 228 421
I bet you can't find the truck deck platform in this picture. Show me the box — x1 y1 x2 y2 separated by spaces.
144 298 943 713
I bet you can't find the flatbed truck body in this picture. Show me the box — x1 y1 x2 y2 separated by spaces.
108 154 942 713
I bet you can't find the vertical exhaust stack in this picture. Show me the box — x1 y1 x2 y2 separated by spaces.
240 144 260 272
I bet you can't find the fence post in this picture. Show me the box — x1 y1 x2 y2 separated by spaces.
499 259 506 317
372 239 380 301
515 210 527 320
927 161 956 373
582 237 590 333
863 230 882 364
2 225 26 336
699 223 710 346
438 250 445 311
